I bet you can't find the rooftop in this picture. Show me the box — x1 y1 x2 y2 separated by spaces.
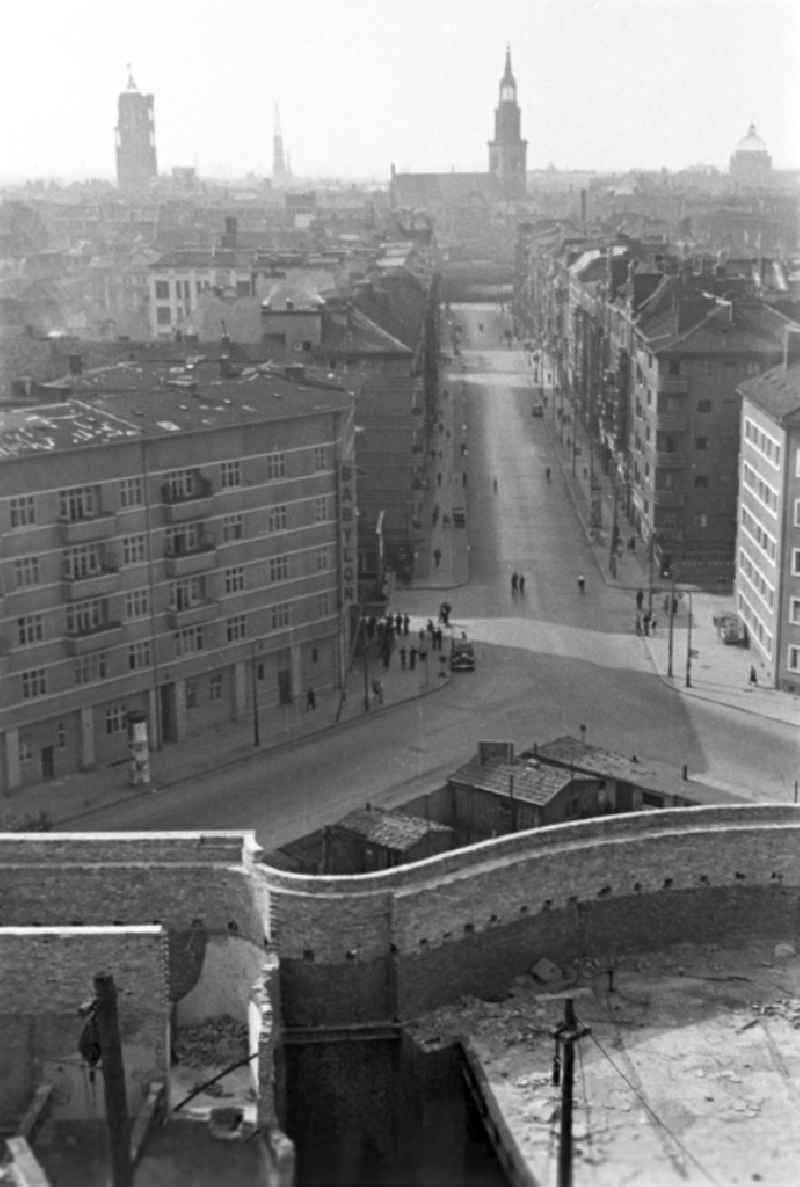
739 359 800 425
448 756 577 807
0 360 353 459
337 806 450 852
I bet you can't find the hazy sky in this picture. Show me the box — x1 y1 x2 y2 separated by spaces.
3 0 798 181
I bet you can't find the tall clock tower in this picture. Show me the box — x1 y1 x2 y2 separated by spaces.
488 46 527 198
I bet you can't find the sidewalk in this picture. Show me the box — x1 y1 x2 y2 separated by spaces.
545 381 800 729
0 634 452 832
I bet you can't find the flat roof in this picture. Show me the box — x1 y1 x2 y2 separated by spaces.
0 360 353 459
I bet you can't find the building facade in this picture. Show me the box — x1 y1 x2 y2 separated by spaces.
115 70 157 191
736 332 800 688
0 365 355 791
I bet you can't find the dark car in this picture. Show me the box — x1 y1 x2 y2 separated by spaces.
450 638 476 672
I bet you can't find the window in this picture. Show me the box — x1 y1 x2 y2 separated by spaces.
175 625 204 655
209 673 223 701
22 668 47 699
795 499 800 528
668 360 680 376
165 470 195 499
156 306 171 326
316 548 328 572
696 400 711 413
789 647 800 673
60 486 97 521
122 534 146 565
794 550 800 577
226 615 246 642
269 505 288 532
105 705 127 734
15 556 40 588
19 733 33 764
172 576 205 611
272 602 290 629
124 588 150 619
694 437 708 451
56 721 66 749
316 592 330 617
224 566 245 593
63 545 102 579
790 598 800 625
75 652 108 684
222 514 243 542
128 641 151 670
165 523 203 555
313 446 326 471
119 477 144 508
266 452 286 479
66 599 104 635
270 555 289 582
797 449 800 478
694 476 709 489
17 614 43 645
10 496 35 527
185 680 198 710
221 460 241 488
155 280 170 300
313 497 327 522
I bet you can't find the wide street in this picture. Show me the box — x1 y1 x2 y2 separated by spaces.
78 303 799 846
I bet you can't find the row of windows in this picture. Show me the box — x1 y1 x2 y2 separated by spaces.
741 506 777 562
744 418 782 469
737 592 773 656
742 462 778 515
5 450 331 526
737 548 775 612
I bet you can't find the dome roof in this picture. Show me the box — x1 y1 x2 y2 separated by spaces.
735 123 768 153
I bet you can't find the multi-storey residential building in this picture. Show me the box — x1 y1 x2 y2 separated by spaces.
0 361 355 791
736 331 800 688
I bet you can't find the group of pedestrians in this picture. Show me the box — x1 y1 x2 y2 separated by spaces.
634 589 656 636
511 571 526 596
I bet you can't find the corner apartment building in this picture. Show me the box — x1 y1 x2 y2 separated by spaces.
0 361 355 791
736 332 800 688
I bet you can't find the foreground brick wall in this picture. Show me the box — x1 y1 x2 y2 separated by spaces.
0 927 168 1125
265 806 800 1024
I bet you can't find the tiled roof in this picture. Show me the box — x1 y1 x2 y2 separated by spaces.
322 306 412 357
448 758 576 807
738 360 800 424
336 806 449 851
527 737 728 801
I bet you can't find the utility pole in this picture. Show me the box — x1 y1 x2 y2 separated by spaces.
94 974 133 1187
647 533 654 618
667 576 675 678
251 643 261 747
685 590 694 688
362 618 370 712
552 996 591 1187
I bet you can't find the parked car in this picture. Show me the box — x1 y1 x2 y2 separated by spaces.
450 637 476 672
713 613 748 646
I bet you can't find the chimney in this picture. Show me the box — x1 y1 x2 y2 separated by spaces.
785 326 800 370
68 352 82 376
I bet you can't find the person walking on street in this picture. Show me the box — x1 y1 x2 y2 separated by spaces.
750 665 758 685
400 646 407 669
519 574 526 595
635 613 642 636
409 646 417 671
642 612 651 637
635 589 644 611
493 476 498 493
435 627 443 651
395 613 403 635
578 574 585 593
372 678 384 705
433 547 442 569
651 617 657 635
511 571 519 595
546 467 551 483
306 687 316 712
403 614 410 636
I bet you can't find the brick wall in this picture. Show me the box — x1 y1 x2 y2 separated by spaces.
0 927 168 1125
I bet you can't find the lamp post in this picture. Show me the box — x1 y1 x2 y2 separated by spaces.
667 576 676 678
251 641 264 747
685 591 694 688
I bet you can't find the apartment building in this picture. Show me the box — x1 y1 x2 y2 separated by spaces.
736 331 800 688
0 361 355 791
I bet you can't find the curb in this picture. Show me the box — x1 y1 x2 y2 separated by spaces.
45 670 454 829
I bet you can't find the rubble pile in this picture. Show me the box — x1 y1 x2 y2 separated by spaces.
175 1015 250 1069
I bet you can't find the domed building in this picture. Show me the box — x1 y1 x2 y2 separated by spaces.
729 123 772 186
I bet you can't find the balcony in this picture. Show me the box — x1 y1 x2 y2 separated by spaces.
161 474 214 522
63 559 120 600
65 621 123 656
59 512 118 544
167 600 217 630
656 412 687 432
657 376 689 395
164 540 216 578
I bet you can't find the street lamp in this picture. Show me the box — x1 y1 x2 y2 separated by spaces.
251 639 265 746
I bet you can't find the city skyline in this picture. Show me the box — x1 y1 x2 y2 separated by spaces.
2 0 799 182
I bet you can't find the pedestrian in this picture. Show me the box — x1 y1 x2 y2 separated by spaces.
643 612 651 637
395 613 403 634
463 471 468 487
372 678 384 705
546 467 551 483
437 472 442 487
635 589 644 611
403 614 410 636
435 627 443 651
426 618 435 637
663 594 670 616
672 597 679 617
651 618 657 635
749 665 758 686
635 614 642 636
511 571 519 595
410 647 417 671
433 547 442 569
306 687 316 712
628 535 636 553
400 646 407 669
419 628 426 647
367 616 376 639
519 574 526 595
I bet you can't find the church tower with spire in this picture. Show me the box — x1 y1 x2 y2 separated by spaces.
272 104 290 189
488 46 527 197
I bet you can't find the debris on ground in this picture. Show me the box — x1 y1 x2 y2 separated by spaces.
174 1015 250 1069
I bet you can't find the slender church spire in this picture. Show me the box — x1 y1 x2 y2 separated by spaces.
272 103 288 188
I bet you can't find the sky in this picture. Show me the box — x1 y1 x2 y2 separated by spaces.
2 0 798 181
